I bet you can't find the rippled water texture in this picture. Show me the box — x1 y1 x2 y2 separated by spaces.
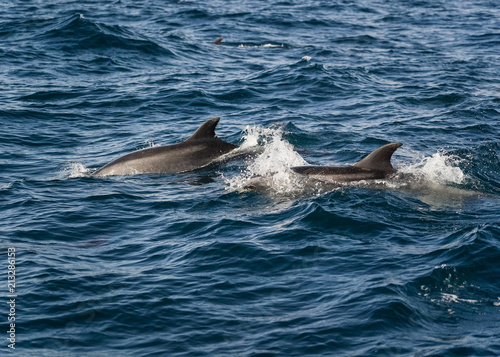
1 0 499 356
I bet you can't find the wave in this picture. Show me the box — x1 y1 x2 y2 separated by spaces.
404 228 500 317
35 13 174 57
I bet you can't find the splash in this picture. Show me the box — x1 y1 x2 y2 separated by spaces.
399 149 466 185
385 149 480 208
67 162 92 178
224 125 308 195
143 138 158 149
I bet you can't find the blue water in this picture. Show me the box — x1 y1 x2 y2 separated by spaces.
1 0 499 356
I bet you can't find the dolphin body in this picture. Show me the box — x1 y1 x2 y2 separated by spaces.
93 117 238 177
291 142 402 182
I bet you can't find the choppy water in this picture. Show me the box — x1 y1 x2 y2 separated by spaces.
1 0 499 356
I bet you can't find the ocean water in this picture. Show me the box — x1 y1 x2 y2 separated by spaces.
1 0 499 356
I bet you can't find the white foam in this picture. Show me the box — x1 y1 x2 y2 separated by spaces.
398 149 466 185
224 125 308 195
143 138 158 148
238 43 284 48
441 293 478 305
67 162 92 178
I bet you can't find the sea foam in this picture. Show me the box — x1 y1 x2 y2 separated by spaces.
224 124 307 195
398 149 466 185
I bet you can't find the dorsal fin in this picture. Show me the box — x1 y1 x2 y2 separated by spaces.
353 142 402 172
186 117 220 142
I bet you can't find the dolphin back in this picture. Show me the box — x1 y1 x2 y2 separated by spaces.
93 117 237 177
290 142 403 182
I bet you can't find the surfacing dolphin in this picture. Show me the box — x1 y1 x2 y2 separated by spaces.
291 142 402 182
93 117 238 177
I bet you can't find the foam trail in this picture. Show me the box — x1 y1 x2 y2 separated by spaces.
224 125 307 195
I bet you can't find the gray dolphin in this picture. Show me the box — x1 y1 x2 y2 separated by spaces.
93 117 238 177
291 142 402 182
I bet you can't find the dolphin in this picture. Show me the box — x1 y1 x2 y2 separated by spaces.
93 117 238 177
291 142 402 182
